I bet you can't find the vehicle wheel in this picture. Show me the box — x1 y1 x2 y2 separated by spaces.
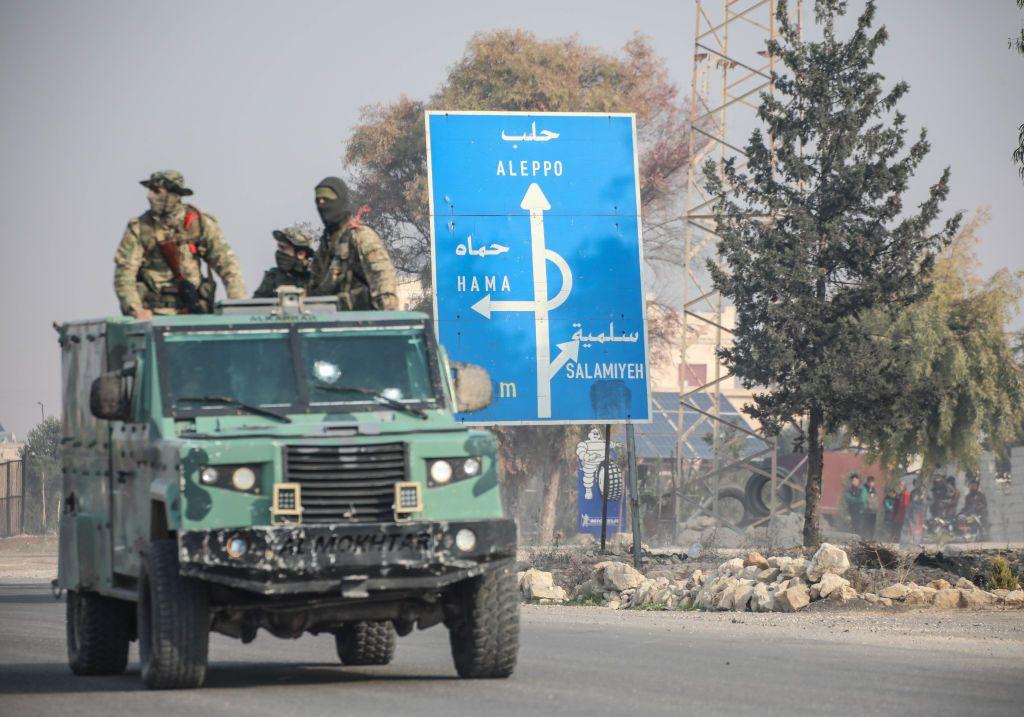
334 621 396 665
138 539 209 689
447 564 519 679
716 485 751 527
597 461 624 502
744 473 794 516
66 589 132 675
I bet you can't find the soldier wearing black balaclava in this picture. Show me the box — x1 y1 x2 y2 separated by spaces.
253 226 314 298
310 177 398 310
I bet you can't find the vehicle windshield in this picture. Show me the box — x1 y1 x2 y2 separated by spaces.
161 325 439 417
298 328 435 406
164 331 296 409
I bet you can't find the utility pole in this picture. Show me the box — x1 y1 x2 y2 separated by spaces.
675 0 801 539
37 402 44 423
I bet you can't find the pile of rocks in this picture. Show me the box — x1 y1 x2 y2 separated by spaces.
869 577 1023 609
619 544 858 612
517 543 1024 612
518 567 569 603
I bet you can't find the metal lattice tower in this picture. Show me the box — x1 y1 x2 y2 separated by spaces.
675 0 803 538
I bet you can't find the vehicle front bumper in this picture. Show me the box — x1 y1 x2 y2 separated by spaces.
177 518 516 596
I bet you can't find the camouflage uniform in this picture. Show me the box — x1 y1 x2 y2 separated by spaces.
311 221 399 310
254 226 314 298
114 170 246 315
310 178 398 310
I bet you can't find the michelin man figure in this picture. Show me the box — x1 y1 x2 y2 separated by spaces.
576 427 619 500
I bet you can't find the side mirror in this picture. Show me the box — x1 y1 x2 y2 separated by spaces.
450 362 492 413
90 369 133 421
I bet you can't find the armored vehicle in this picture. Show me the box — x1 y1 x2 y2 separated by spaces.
55 291 518 688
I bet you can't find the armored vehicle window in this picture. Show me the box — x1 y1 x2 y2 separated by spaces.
163 332 297 411
299 330 435 407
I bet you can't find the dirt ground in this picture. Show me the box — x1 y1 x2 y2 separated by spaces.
0 535 58 581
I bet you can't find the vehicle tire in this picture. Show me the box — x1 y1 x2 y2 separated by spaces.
66 589 132 675
597 461 624 502
334 621 396 666
138 539 209 689
447 564 519 679
716 485 751 527
744 473 794 517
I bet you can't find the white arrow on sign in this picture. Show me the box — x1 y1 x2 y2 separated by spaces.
547 338 580 381
468 182 574 419
469 296 534 319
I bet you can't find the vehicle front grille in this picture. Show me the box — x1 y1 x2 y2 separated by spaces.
284 442 406 523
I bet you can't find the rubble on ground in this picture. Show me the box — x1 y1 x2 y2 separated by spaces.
517 543 1024 613
518 567 569 603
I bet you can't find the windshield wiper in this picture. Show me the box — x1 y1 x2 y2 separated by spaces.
175 395 292 423
313 383 429 419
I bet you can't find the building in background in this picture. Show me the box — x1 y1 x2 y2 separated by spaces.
0 423 23 462
649 305 755 410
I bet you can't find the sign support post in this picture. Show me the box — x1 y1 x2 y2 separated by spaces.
599 424 611 553
627 422 642 568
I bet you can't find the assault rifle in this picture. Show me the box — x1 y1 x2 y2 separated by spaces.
157 240 204 314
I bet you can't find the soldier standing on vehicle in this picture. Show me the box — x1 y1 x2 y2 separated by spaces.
310 177 398 310
253 226 315 298
114 170 247 318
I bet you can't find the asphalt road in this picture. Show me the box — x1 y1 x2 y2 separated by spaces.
1 580 1022 717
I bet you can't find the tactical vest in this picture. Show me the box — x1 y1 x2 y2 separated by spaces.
135 205 216 312
316 225 374 310
254 267 312 298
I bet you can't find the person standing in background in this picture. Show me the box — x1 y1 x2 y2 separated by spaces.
903 476 927 544
862 475 879 539
844 473 865 536
883 487 900 542
942 475 960 521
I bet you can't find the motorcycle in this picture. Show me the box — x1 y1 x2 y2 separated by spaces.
925 515 955 541
954 513 985 542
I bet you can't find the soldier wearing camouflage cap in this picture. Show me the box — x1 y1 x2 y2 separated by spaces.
113 170 247 318
310 177 398 310
253 225 315 298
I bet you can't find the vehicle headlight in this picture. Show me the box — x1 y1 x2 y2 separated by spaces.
201 467 219 485
226 535 248 558
455 528 476 552
430 460 453 484
231 466 257 492
463 457 481 476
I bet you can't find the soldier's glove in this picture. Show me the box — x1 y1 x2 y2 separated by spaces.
175 279 204 314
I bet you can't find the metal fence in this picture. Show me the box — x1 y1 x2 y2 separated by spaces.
0 460 24 537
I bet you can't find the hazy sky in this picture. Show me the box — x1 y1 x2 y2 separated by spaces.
1 0 1021 438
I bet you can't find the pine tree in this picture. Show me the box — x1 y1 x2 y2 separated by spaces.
707 0 960 546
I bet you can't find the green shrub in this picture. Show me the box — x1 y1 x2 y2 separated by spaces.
565 594 605 607
990 557 1020 591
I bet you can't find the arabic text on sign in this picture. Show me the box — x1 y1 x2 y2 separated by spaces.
500 122 560 143
455 235 510 257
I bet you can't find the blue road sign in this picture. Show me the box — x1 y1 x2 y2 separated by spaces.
426 111 651 425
